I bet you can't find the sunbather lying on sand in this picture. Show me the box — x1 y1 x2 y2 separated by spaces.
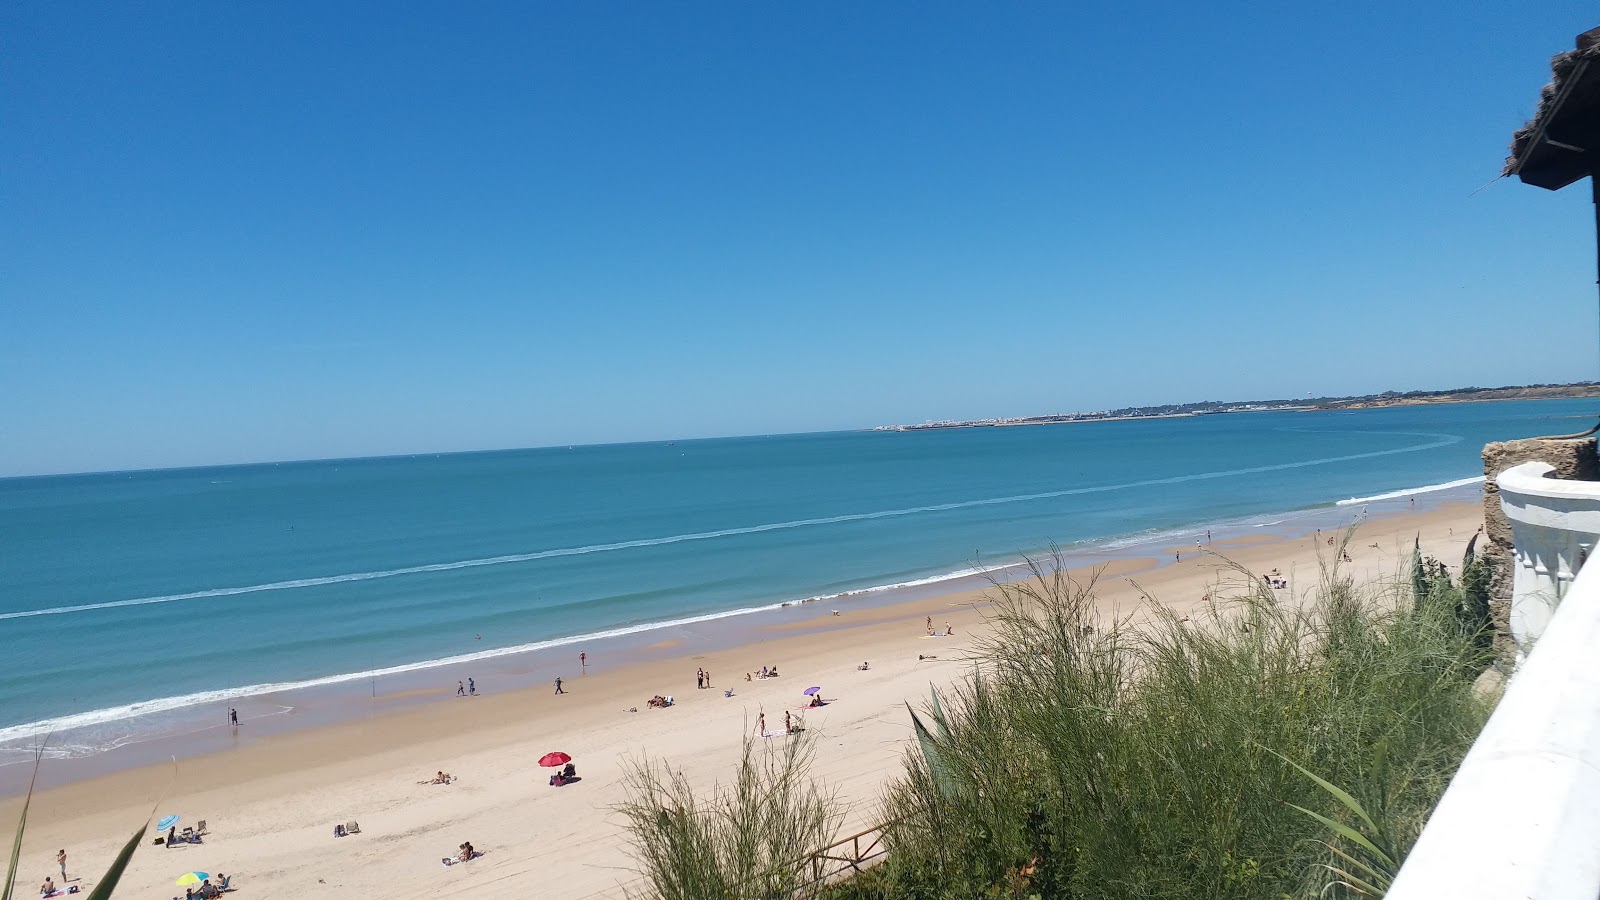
419 771 454 784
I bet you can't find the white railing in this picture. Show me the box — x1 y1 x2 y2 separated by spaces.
1496 460 1600 660
1387 465 1600 900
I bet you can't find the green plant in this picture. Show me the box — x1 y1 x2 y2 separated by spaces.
2 748 44 900
861 544 1490 900
1268 747 1399 897
618 728 842 900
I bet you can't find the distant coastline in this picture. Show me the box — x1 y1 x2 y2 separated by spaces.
873 381 1600 432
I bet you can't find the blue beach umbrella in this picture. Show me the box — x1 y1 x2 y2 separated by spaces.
802 686 821 696
158 814 181 830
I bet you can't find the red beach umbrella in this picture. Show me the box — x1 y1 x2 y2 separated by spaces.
539 751 572 768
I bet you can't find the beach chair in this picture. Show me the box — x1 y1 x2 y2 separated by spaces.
216 875 233 892
345 820 361 835
196 819 208 835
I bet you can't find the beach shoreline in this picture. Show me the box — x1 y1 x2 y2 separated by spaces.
1 496 1486 900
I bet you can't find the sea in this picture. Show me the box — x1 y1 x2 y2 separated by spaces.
1 399 1593 775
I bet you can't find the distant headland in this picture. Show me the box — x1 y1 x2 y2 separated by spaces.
872 382 1600 432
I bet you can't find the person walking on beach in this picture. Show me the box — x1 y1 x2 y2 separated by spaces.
580 651 586 673
228 708 238 727
696 668 704 690
57 849 66 881
457 681 466 697
468 678 476 696
554 676 565 695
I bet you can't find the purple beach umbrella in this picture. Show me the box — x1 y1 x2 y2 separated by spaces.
803 686 821 696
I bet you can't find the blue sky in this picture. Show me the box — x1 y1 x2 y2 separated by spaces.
3 2 1597 476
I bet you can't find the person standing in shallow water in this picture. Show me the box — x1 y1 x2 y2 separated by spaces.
228 708 238 727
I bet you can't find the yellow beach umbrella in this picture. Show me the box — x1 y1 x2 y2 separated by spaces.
175 872 210 886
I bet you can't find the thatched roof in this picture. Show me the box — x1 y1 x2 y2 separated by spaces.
1504 26 1600 190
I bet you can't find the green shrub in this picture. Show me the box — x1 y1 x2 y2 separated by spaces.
865 540 1491 900
618 729 842 900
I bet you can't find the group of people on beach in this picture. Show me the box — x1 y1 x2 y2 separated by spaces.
924 616 953 637
695 668 713 689
744 665 779 681
456 678 476 696
181 875 226 899
442 842 480 866
755 710 805 736
38 850 72 898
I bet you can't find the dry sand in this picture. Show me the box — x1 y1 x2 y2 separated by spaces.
3 502 1483 899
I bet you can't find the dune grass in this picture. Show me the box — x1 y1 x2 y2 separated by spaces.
617 729 843 900
619 531 1494 900
851 538 1493 899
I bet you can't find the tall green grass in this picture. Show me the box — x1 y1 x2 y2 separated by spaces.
618 729 843 900
850 539 1493 899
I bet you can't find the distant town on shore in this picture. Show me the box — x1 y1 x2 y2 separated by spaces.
873 381 1600 432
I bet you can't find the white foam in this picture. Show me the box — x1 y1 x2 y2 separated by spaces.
1 429 1463 622
0 600 798 746
0 558 1025 750
1336 476 1484 506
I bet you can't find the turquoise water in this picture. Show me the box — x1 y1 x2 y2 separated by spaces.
0 399 1592 746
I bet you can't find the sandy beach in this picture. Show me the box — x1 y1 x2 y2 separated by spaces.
3 501 1484 900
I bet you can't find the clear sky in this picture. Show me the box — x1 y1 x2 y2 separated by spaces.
3 3 1598 476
